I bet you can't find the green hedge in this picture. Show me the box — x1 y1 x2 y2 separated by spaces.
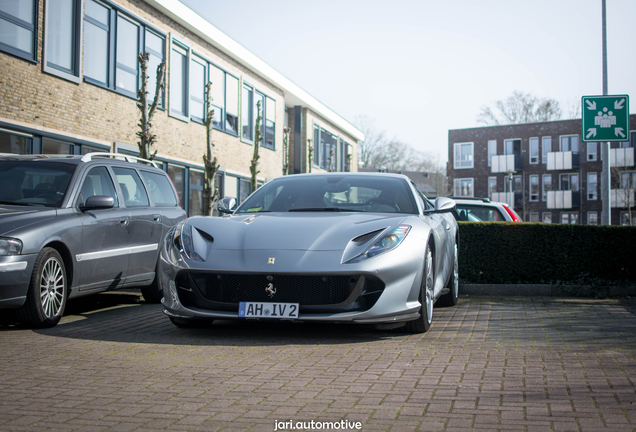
458 222 636 284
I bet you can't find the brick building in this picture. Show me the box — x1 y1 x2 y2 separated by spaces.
447 115 636 225
0 0 362 215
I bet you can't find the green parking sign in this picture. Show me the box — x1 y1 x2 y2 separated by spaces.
581 95 630 142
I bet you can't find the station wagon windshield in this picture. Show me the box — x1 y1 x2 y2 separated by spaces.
0 161 75 207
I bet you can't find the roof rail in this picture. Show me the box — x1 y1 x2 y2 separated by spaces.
448 196 491 203
81 152 159 168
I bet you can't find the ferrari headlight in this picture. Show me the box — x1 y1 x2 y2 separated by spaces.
346 225 411 263
0 238 22 256
179 223 205 262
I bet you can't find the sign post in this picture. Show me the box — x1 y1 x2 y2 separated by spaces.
582 95 630 225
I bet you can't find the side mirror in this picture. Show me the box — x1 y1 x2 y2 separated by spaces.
80 195 115 211
434 197 456 213
217 197 237 214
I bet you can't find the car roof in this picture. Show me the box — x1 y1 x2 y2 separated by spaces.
283 172 413 182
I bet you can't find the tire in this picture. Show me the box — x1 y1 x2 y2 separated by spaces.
16 247 67 328
438 242 459 307
169 317 214 328
404 244 434 334
141 258 163 303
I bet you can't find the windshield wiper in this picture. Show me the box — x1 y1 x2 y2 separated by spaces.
0 201 29 206
288 207 363 212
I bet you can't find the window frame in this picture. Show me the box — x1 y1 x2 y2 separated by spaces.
529 137 539 164
453 142 474 169
587 142 598 162
189 54 207 124
487 140 496 167
0 0 38 62
241 81 254 144
487 176 496 200
43 0 83 83
82 0 166 100
587 172 598 200
542 212 552 224
529 174 539 201
168 38 190 122
542 174 551 202
542 136 551 164
453 178 474 197
559 134 579 154
587 211 598 225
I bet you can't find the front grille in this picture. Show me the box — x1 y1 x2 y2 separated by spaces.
186 273 358 305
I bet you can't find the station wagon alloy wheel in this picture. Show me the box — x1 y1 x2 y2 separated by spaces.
40 256 65 318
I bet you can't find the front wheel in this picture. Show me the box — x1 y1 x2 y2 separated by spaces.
404 244 434 334
438 242 459 307
17 247 67 328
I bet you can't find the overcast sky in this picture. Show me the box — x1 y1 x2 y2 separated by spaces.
181 0 636 165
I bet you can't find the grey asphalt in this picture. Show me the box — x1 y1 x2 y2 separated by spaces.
1 291 636 432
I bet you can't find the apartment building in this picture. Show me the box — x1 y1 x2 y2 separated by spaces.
447 115 636 225
0 0 362 215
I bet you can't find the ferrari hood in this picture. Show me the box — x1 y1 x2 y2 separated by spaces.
187 212 409 252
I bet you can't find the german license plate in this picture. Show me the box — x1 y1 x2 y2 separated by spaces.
238 302 299 319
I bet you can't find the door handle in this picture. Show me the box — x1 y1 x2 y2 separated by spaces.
446 225 450 231
120 218 129 226
153 214 161 222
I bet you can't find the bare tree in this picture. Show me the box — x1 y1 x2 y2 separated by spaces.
354 115 387 168
282 127 290 175
307 139 313 173
136 52 165 161
249 100 263 193
202 81 219 216
476 91 562 126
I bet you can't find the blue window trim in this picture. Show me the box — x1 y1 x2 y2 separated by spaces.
0 0 39 63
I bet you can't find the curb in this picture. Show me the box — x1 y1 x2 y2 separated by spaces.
459 283 636 297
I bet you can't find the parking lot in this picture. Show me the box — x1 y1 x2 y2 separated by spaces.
1 292 636 432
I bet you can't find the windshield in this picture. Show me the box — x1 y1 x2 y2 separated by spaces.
235 175 418 214
456 204 505 221
0 161 75 207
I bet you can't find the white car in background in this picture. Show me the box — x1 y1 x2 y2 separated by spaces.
451 197 523 222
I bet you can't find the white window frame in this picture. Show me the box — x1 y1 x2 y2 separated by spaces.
542 174 551 202
487 140 496 167
529 174 539 201
587 211 598 225
559 134 579 154
453 178 474 197
169 38 190 122
542 212 552 224
487 176 497 199
542 136 551 164
587 142 598 162
587 172 597 200
453 142 474 169
529 137 539 164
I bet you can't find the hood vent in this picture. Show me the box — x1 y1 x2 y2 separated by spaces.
352 229 384 244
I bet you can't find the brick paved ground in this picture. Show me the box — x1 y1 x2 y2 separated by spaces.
1 292 636 432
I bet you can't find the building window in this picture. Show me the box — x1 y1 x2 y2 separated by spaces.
44 0 82 82
189 56 206 123
188 169 204 216
264 96 276 150
529 137 539 164
241 84 254 141
560 212 579 225
529 212 540 222
487 140 496 167
207 65 239 135
529 175 539 201
559 173 578 192
504 175 522 194
587 172 597 200
0 0 37 61
542 212 552 224
313 125 320 167
453 142 473 169
454 178 473 197
238 178 251 204
167 165 186 208
619 132 635 148
542 174 551 201
225 75 239 134
559 135 579 154
170 41 189 119
145 29 164 107
83 0 164 98
487 177 496 199
620 212 636 226
542 136 551 163
0 130 32 154
587 212 598 225
504 139 517 155
621 172 636 189
43 138 73 154
587 142 597 161
319 128 337 171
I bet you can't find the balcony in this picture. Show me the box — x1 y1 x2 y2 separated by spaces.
546 190 581 209
610 147 634 168
610 189 635 208
491 192 514 207
546 151 579 171
491 154 521 173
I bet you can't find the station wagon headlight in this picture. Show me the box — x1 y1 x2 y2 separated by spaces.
0 238 22 256
346 225 411 263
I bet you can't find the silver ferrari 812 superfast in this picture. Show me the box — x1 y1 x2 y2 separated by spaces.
160 173 459 333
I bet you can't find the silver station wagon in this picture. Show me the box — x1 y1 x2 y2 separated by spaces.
0 153 186 327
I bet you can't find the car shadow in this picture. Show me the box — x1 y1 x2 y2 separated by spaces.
4 290 411 346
